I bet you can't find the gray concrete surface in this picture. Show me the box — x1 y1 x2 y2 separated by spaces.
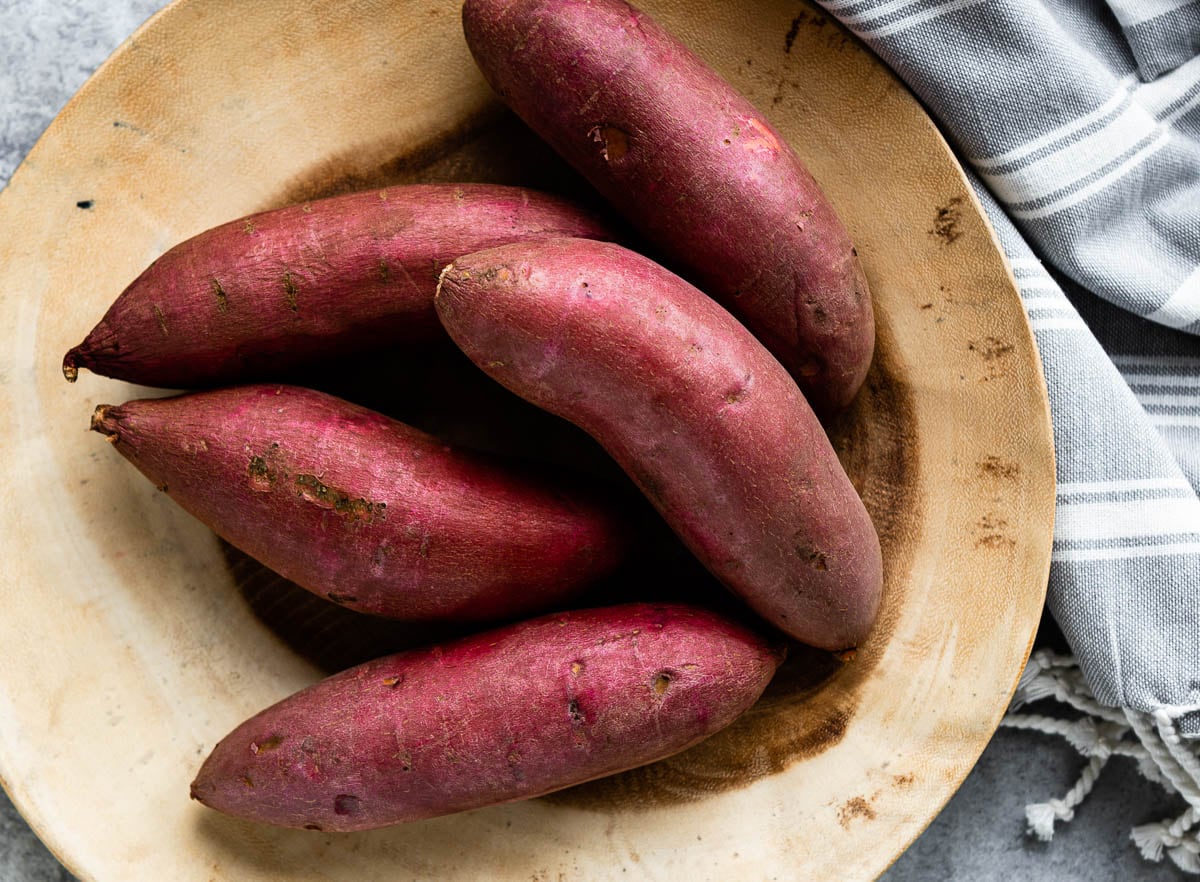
0 2 1192 879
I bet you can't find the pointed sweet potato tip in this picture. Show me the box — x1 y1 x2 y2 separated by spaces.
89 404 120 443
62 347 82 382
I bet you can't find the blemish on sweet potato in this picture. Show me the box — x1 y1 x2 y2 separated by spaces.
394 745 414 772
211 279 228 314
283 274 299 312
294 474 385 523
795 358 821 377
332 794 362 816
152 305 168 337
791 530 830 570
247 455 276 491
652 672 672 695
250 735 284 755
326 592 359 605
589 125 629 161
741 118 781 154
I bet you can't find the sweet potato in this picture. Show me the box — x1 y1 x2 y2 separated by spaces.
461 0 874 412
63 184 615 388
189 602 783 830
436 238 881 648
91 384 629 622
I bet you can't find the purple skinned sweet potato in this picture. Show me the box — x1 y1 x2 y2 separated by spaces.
189 602 784 830
91 384 630 622
63 184 615 388
461 0 874 412
436 238 882 649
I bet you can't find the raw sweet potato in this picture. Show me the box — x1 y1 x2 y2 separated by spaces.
91 384 630 622
462 0 874 412
189 602 783 830
436 238 881 649
63 184 615 388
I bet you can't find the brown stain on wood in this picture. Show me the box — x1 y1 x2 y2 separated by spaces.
978 455 1020 480
975 512 1016 549
784 15 803 53
930 196 964 244
968 336 1014 361
837 794 877 827
969 336 1015 382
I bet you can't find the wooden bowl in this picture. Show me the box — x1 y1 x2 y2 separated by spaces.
0 1 1053 879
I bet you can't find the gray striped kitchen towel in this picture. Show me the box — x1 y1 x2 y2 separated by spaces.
812 0 1200 735
812 0 1200 861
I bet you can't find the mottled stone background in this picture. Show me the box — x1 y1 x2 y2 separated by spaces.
0 1 1190 880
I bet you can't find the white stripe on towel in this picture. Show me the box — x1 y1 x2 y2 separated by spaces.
1145 266 1200 330
973 77 1137 170
1057 477 1194 495
1052 542 1200 562
1056 498 1200 542
981 102 1160 204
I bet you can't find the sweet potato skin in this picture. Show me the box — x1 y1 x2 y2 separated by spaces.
63 184 615 387
436 238 881 648
92 384 629 622
189 603 783 830
461 0 874 412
